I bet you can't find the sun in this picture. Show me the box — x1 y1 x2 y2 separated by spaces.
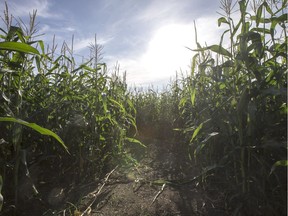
140 23 195 80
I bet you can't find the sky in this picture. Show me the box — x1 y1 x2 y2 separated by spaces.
1 0 226 88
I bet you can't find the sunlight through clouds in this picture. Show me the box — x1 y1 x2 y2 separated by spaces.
121 23 193 85
140 24 194 79
122 16 224 86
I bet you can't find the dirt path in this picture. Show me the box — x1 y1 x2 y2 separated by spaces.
62 138 223 216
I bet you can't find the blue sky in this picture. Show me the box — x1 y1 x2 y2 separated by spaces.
1 0 226 87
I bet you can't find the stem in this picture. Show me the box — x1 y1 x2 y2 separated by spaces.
14 147 20 215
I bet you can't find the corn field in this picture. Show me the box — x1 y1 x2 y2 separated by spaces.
0 0 287 215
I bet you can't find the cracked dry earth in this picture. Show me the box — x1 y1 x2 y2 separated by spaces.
69 138 223 216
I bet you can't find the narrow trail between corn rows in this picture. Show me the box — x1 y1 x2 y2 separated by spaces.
68 137 225 216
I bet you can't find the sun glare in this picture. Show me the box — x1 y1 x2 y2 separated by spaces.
141 24 194 80
121 17 223 86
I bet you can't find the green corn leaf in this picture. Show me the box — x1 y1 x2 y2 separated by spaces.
190 88 196 106
219 29 230 48
231 19 242 38
6 26 24 42
196 42 202 50
1 91 10 103
263 2 273 15
270 14 288 39
191 53 199 77
179 97 187 109
37 40 45 54
184 126 196 133
193 45 232 58
208 45 232 57
194 132 219 156
283 0 288 8
250 16 271 24
109 98 125 113
275 13 288 23
251 27 270 34
182 164 224 183
0 27 7 35
221 60 234 67
280 103 287 114
0 42 40 55
0 117 68 152
219 83 226 90
270 160 288 175
246 32 263 56
35 55 41 72
256 3 263 27
125 137 146 148
237 88 250 114
218 17 229 27
173 128 183 132
190 123 203 143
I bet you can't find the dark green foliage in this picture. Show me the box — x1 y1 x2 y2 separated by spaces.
0 7 140 215
133 0 287 215
132 79 181 140
176 0 287 215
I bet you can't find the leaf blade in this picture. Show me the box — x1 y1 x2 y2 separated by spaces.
0 117 68 152
0 42 40 55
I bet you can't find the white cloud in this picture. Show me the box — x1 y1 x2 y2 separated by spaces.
64 27 76 32
72 36 114 52
137 1 177 22
39 24 76 35
136 0 195 24
39 24 51 33
6 0 60 18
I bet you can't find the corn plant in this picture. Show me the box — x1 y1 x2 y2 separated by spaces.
178 0 287 214
131 77 182 141
0 5 141 215
0 6 70 213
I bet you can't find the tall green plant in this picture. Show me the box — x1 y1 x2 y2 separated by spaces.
179 0 287 214
0 8 70 212
0 5 141 215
